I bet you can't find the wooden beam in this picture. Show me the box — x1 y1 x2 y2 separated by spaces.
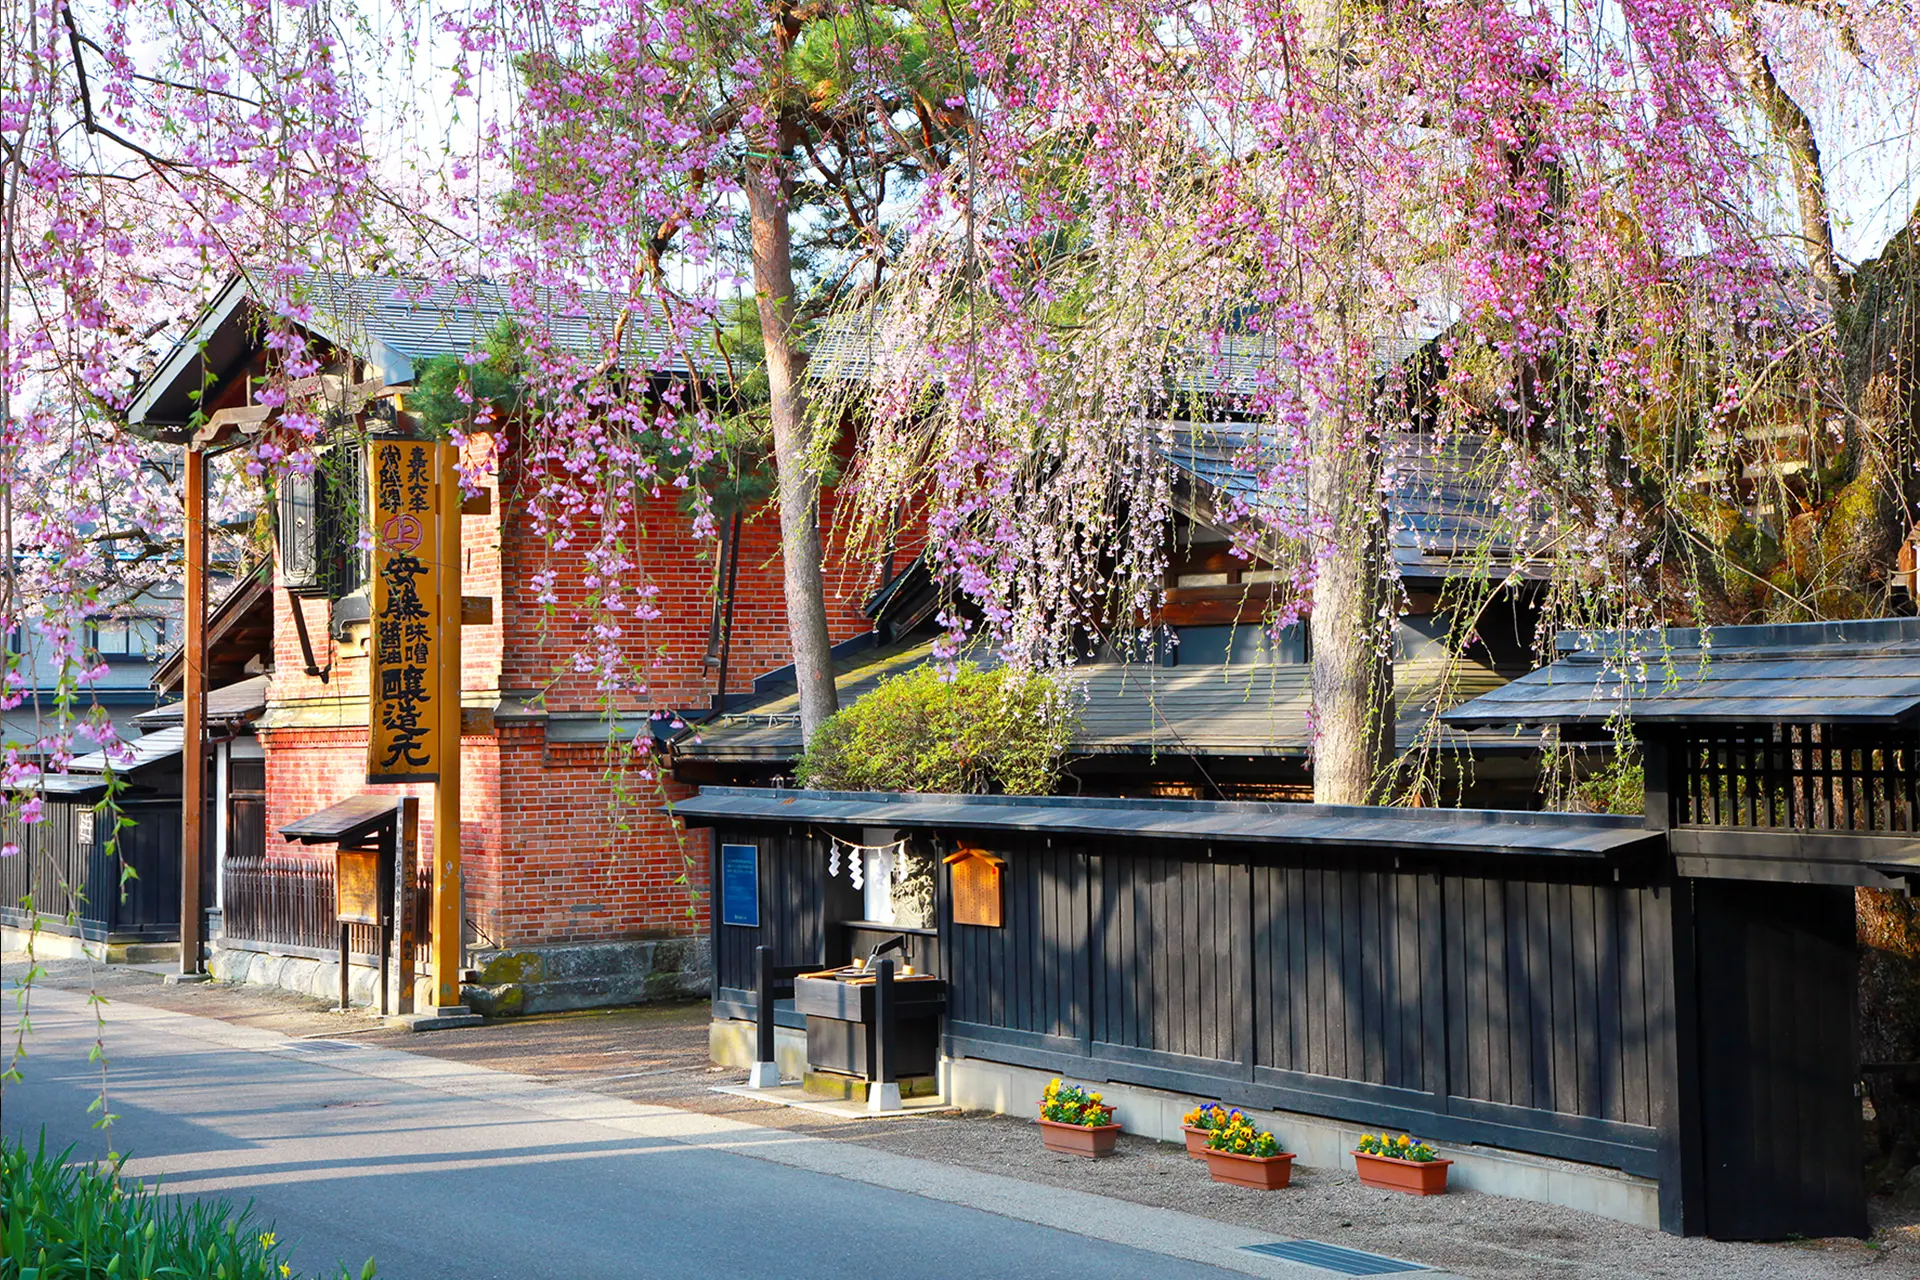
1671 854 1903 888
283 373 388 408
432 440 466 1011
1665 826 1920 866
180 447 208 974
396 795 419 1014
189 403 273 448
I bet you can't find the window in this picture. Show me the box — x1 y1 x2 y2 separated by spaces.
277 441 367 600
91 617 168 657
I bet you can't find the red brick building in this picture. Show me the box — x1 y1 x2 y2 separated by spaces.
128 274 886 1011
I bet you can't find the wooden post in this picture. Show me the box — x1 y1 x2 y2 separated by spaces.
431 441 464 1011
376 826 394 1018
179 446 208 975
395 795 419 1014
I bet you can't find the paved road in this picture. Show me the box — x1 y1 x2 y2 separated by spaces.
4 990 1276 1280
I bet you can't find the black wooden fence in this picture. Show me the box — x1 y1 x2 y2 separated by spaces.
1 796 182 940
1674 725 1920 833
714 829 1666 1178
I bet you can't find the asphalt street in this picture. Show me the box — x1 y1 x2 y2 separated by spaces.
3 988 1276 1280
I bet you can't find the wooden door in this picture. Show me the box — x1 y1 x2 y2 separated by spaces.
1693 880 1867 1240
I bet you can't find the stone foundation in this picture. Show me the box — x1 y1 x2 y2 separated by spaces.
209 934 712 1016
1 926 180 966
802 1070 939 1102
208 943 388 1007
943 1056 1661 1230
460 936 711 1016
711 1015 808 1081
708 1016 1661 1231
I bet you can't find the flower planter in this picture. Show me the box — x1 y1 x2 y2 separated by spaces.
1353 1150 1452 1195
1039 1117 1123 1158
1182 1126 1212 1158
1203 1147 1296 1189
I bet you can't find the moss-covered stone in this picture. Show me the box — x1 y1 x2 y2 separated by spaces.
473 950 545 985
1820 473 1896 585
463 983 525 1017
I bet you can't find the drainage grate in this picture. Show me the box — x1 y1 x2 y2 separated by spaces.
1241 1240 1427 1275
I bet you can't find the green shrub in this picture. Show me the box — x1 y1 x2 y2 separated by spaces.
1 1134 373 1280
794 662 1077 796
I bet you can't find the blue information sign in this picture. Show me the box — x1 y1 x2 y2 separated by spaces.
720 843 759 927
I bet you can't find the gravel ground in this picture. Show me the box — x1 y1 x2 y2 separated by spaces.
9 952 1919 1278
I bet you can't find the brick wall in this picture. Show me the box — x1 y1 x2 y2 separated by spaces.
495 471 877 712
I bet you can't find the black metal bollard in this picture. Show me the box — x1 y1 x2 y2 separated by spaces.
745 943 783 1087
870 958 900 1111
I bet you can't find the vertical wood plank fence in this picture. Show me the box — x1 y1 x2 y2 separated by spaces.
221 855 430 964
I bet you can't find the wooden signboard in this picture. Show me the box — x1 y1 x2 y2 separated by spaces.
336 848 383 925
367 438 443 783
944 847 1004 928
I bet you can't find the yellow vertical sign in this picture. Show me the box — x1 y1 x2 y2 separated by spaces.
368 438 442 783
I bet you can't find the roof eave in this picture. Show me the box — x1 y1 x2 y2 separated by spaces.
125 274 256 437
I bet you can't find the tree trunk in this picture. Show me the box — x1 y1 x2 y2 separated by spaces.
745 155 840 743
1308 406 1393 805
1859 887 1920 1185
1848 207 1920 1181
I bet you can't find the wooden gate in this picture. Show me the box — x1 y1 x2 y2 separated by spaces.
1692 879 1867 1240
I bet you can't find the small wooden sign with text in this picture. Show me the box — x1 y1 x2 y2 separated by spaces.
944 846 1004 928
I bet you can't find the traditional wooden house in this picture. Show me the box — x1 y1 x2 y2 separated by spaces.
0 730 186 960
682 615 1916 1243
677 425 1547 804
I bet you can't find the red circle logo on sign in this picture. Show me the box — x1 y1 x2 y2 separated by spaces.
381 513 426 553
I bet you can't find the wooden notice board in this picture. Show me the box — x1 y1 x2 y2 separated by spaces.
367 438 443 783
335 849 383 925
945 847 1004 928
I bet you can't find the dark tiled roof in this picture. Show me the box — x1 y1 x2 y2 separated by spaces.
681 640 1513 762
69 724 185 774
129 272 709 429
1444 617 1920 728
281 794 399 845
1167 424 1536 579
137 675 270 728
807 315 1537 582
670 786 1657 858
285 274 698 376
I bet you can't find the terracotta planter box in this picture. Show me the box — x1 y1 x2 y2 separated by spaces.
1038 1117 1122 1158
1203 1147 1296 1190
1182 1125 1213 1157
1353 1150 1451 1195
